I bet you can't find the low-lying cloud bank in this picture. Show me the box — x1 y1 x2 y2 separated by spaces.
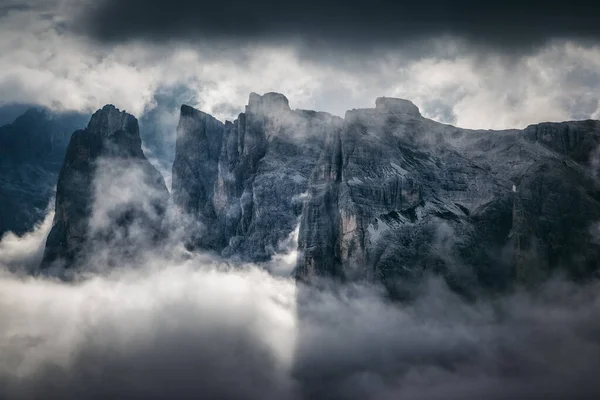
0 209 54 273
2 217 600 399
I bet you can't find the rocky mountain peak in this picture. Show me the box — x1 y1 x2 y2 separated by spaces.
41 104 168 270
180 104 201 118
179 104 220 119
344 97 422 124
171 92 332 261
14 107 49 124
87 104 138 138
175 105 224 156
247 92 291 115
375 97 421 117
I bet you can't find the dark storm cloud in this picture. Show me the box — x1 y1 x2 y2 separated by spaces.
81 0 600 52
0 1 33 16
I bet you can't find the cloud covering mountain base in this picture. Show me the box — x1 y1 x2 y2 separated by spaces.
2 217 600 400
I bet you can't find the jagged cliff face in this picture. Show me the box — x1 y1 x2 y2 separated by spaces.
0 108 88 237
297 98 510 294
171 92 341 261
34 93 600 291
41 105 169 270
298 100 600 294
171 93 600 293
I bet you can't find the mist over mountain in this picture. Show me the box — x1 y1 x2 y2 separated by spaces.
138 85 200 186
40 105 168 271
0 103 35 126
0 107 88 239
1 91 600 399
3 0 600 397
164 92 600 295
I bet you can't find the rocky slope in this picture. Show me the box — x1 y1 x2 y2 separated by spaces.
40 105 169 270
172 93 600 293
0 108 88 237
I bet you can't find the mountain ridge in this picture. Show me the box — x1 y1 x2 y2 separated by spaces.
0 107 89 238
40 105 169 271
25 92 600 294
167 93 600 294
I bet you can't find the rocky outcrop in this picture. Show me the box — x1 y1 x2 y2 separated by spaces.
170 105 225 249
171 92 342 261
0 108 88 237
41 105 169 270
297 99 510 295
523 120 600 163
298 99 600 295
168 92 600 292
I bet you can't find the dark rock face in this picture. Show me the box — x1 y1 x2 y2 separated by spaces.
0 108 88 237
169 92 600 292
41 105 169 270
170 105 225 249
298 101 600 295
0 103 33 126
171 92 341 262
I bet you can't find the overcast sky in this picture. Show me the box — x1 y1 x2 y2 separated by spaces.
1 0 600 129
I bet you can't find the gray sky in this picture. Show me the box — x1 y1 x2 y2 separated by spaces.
0 0 599 129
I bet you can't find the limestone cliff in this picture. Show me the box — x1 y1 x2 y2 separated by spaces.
41 105 169 270
298 99 600 295
171 93 600 294
170 93 341 262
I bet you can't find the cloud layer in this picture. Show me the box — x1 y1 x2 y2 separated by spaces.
80 0 600 54
1 0 600 131
2 225 600 399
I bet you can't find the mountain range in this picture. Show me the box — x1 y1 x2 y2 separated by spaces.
0 107 89 238
2 93 599 295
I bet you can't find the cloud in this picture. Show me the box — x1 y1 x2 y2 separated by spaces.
2 240 600 399
0 259 298 400
1 0 600 139
138 84 199 185
293 278 600 400
90 158 166 234
0 209 54 273
79 0 600 55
